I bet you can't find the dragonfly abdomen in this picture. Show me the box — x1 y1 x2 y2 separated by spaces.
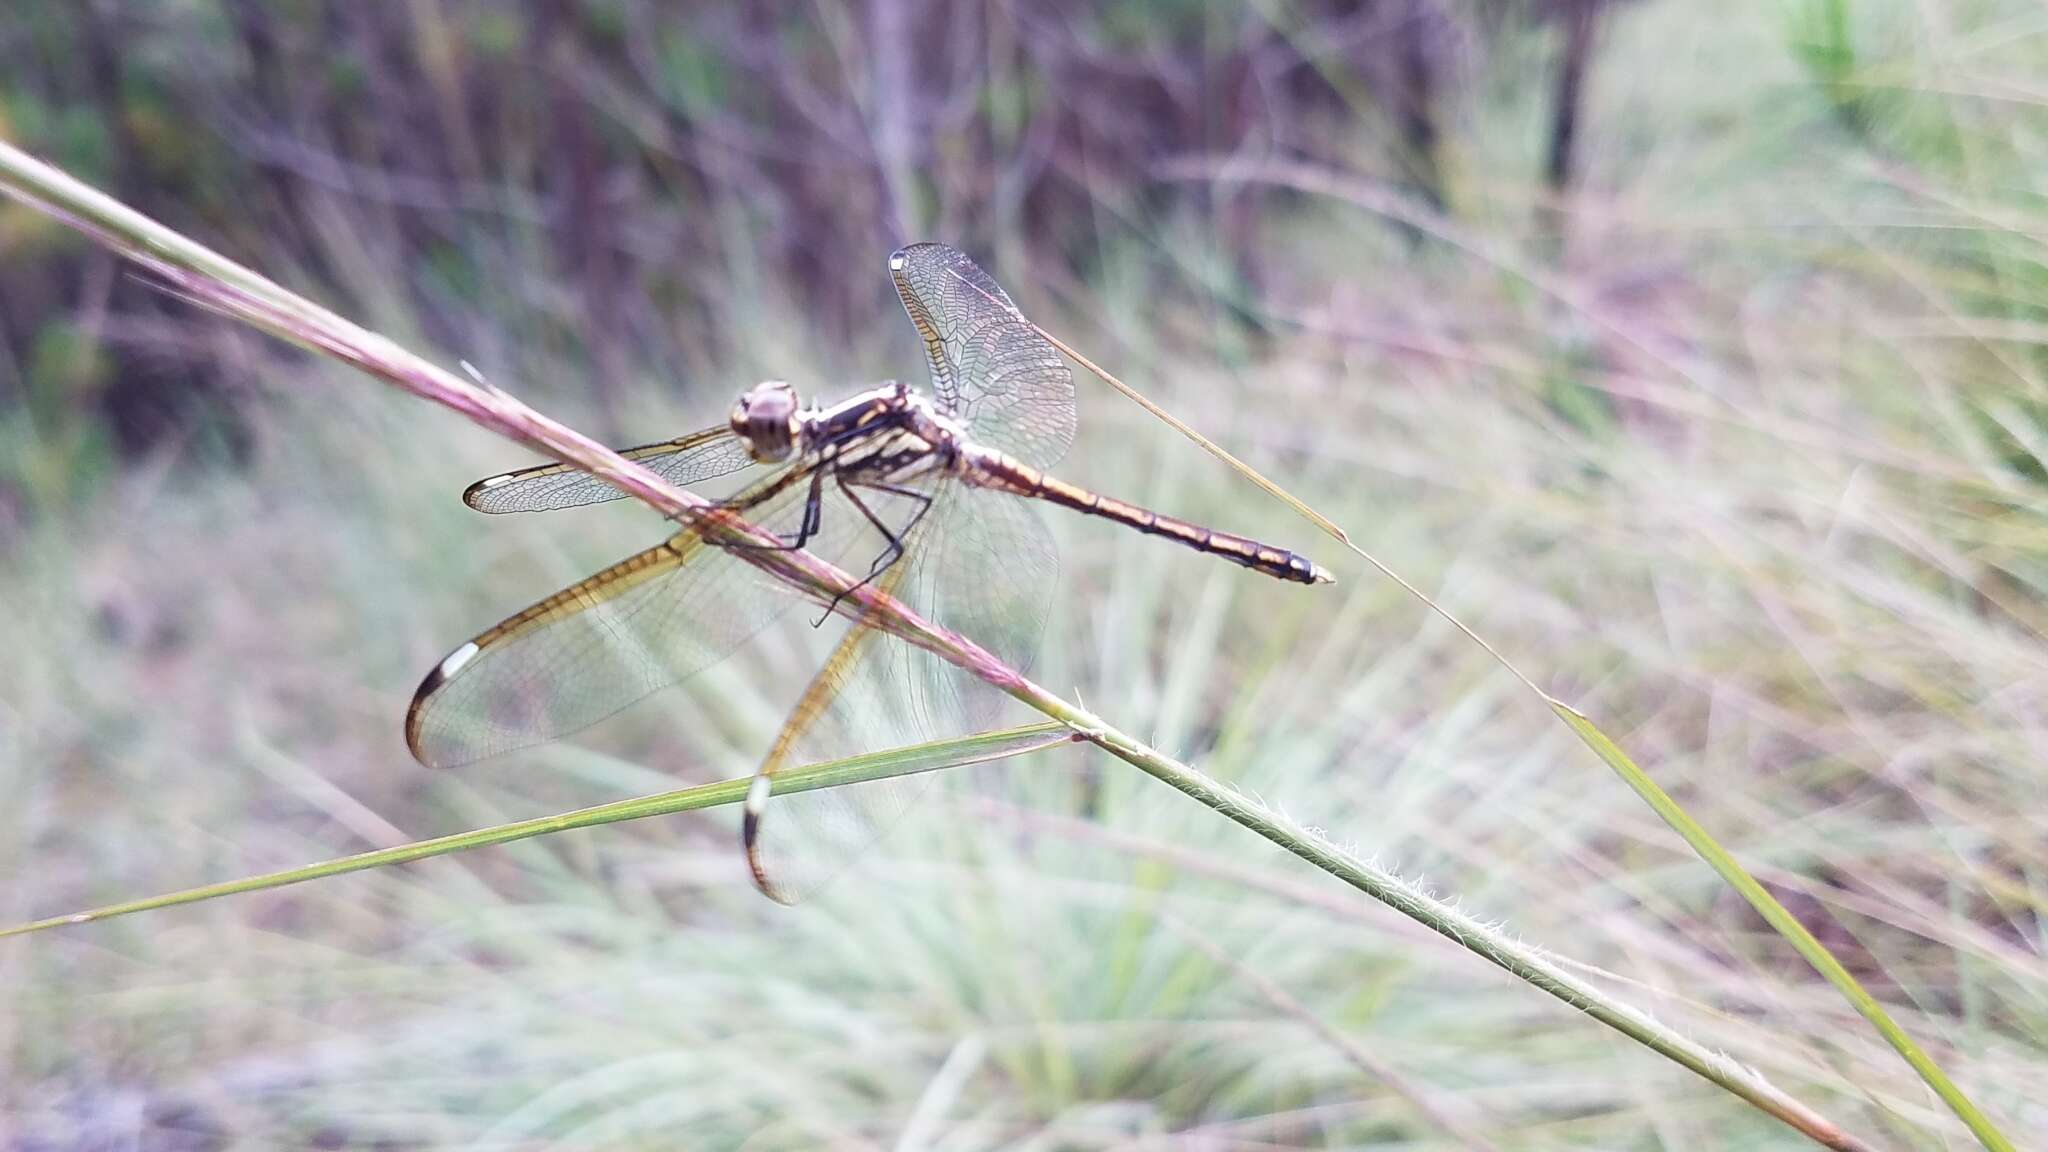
965 451 1332 585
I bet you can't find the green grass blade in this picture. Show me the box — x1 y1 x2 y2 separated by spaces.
1027 319 1353 547
1020 687 1879 1152
1552 703 2016 1152
0 723 1074 941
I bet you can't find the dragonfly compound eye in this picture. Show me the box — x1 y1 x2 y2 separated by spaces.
732 380 801 462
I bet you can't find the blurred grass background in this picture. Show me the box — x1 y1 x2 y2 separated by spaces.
2 1 2044 1147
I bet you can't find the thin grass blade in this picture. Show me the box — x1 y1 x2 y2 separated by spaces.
0 724 1075 941
1553 703 2016 1152
1027 318 1352 545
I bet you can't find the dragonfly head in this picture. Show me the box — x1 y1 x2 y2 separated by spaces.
731 380 802 462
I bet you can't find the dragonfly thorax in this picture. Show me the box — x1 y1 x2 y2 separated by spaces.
900 391 969 447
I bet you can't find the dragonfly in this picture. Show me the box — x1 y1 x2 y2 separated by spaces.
406 242 1333 901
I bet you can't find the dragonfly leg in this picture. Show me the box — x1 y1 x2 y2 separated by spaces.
812 476 935 624
721 466 828 553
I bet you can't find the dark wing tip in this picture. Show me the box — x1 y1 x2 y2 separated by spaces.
888 241 945 270
402 699 435 767
462 471 527 513
403 640 480 767
741 774 799 905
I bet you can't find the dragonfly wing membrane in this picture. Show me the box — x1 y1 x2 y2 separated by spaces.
743 481 1058 902
890 244 1076 472
410 464 833 766
464 427 757 514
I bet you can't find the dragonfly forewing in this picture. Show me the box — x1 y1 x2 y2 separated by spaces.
464 426 758 514
890 243 1076 471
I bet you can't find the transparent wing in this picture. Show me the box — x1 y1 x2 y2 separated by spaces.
889 243 1076 471
463 427 758 514
409 462 851 767
742 479 1058 903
